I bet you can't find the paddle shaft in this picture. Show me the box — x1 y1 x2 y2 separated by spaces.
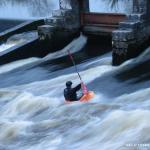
67 50 82 81
67 50 88 94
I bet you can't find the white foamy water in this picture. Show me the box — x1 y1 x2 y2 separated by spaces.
0 31 38 53
0 3 32 20
0 43 16 53
0 57 40 74
0 35 149 150
90 0 133 14
44 33 87 61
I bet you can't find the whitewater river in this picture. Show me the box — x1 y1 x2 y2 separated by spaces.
0 0 150 149
0 34 150 150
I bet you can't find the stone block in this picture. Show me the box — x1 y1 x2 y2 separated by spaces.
119 21 141 30
112 29 135 41
52 9 73 17
38 25 56 40
45 17 65 27
113 48 128 55
112 41 129 49
128 13 146 22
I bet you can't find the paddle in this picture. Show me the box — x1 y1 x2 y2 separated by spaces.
67 49 88 94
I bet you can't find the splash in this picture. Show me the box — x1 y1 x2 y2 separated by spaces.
89 0 133 14
0 36 149 150
0 0 59 19
0 0 58 20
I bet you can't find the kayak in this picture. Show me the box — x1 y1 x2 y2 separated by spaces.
80 91 95 102
65 91 95 103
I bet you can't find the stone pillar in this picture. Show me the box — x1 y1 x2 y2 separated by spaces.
68 0 90 12
133 0 146 13
43 0 90 30
80 0 90 12
112 0 150 65
44 0 81 30
70 0 80 11
37 0 81 50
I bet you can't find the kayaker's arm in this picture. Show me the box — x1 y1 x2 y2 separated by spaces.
73 84 81 92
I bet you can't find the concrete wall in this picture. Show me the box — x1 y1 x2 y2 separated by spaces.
0 38 41 65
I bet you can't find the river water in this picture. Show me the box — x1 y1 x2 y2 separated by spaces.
0 0 150 150
0 34 149 150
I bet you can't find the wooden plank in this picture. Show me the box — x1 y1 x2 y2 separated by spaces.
83 25 117 36
81 12 127 25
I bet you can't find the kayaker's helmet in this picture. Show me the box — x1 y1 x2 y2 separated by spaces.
66 81 72 87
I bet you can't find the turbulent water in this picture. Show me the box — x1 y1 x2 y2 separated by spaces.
0 1 150 149
0 0 58 19
0 34 150 150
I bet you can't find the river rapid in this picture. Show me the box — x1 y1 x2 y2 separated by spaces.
0 0 150 149
0 34 149 150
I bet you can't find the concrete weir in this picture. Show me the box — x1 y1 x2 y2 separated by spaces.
0 20 44 42
0 20 44 65
0 17 79 65
38 0 150 65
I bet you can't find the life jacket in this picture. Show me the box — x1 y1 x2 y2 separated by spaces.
64 87 78 101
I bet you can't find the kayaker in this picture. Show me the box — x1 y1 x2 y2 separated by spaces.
64 81 82 101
